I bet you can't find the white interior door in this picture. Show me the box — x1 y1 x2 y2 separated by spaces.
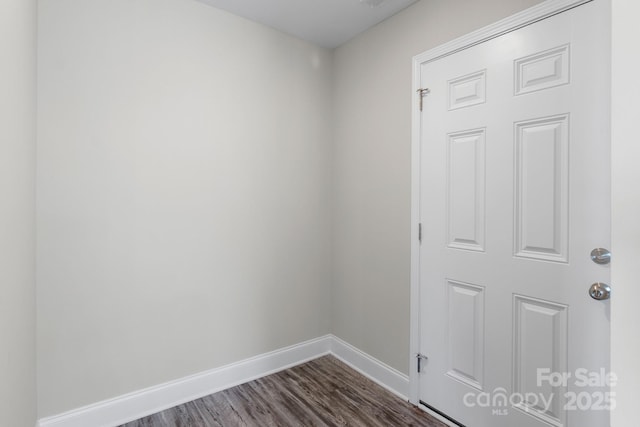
417 2 611 427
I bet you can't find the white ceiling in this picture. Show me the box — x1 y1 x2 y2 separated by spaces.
196 0 418 49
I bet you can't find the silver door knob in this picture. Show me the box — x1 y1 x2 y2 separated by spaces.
589 282 611 300
590 248 611 265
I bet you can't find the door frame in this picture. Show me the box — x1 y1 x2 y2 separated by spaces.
409 0 606 413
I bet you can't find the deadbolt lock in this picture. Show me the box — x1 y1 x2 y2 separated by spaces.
590 248 611 265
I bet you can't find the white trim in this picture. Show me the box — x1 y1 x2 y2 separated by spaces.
38 336 332 427
409 0 597 407
37 335 410 427
409 45 423 404
330 335 410 400
413 0 592 66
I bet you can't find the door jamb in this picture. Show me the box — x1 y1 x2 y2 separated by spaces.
409 0 596 406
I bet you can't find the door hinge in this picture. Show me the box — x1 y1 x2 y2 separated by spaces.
418 223 422 243
416 88 430 111
417 353 428 373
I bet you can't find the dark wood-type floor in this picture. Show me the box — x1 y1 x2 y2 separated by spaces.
120 355 447 427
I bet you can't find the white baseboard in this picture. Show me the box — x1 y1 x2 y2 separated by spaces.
38 335 332 427
329 335 409 400
37 334 410 427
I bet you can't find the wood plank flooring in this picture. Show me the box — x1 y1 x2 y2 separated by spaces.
120 355 447 427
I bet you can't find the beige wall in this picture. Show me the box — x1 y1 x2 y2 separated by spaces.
611 1 640 425
331 0 545 374
37 0 332 416
0 0 37 425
